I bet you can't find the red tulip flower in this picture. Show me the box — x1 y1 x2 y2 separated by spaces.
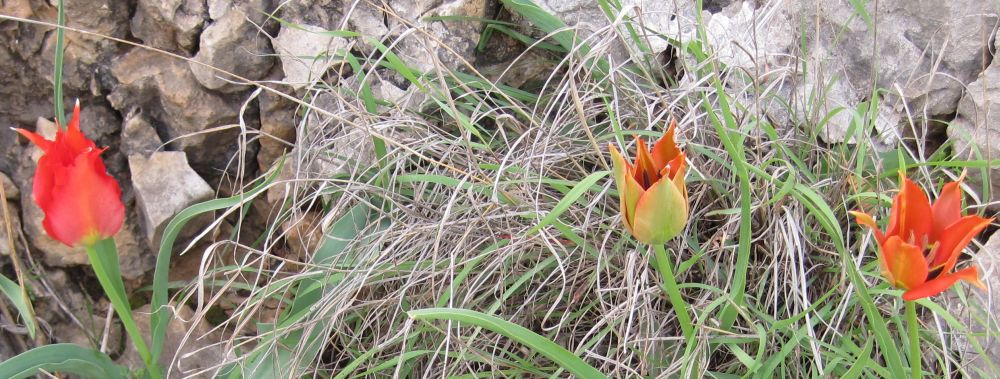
850 175 993 301
609 120 689 245
14 102 124 248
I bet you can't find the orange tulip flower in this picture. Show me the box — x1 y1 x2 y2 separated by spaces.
850 175 993 301
14 102 124 248
609 120 689 245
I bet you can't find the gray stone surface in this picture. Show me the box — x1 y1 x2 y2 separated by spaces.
716 0 997 143
121 111 164 158
257 88 297 170
190 0 274 92
272 23 346 89
948 42 1000 206
131 0 208 53
108 48 242 173
129 152 214 248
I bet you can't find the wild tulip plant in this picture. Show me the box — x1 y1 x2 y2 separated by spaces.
850 174 993 379
14 102 163 379
609 120 695 343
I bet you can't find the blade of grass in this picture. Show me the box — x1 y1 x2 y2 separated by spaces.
525 170 608 236
52 0 66 127
150 158 284 362
0 343 127 379
408 308 606 379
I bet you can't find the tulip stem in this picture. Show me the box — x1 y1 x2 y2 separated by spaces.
86 238 163 379
905 300 921 379
651 244 695 343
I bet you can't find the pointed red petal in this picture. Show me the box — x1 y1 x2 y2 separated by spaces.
632 137 660 189
849 210 886 245
61 102 95 156
887 176 933 246
930 215 993 272
902 266 984 301
931 180 963 242
14 128 53 152
883 236 928 290
651 119 680 170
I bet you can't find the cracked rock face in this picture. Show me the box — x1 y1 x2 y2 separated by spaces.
694 0 997 144
131 0 208 53
129 152 214 249
272 23 346 89
190 0 275 92
108 48 245 176
947 39 1000 207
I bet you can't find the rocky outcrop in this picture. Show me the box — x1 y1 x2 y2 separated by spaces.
272 23 345 89
108 48 246 175
947 37 1000 206
190 0 275 92
690 0 997 143
129 152 214 249
131 0 208 54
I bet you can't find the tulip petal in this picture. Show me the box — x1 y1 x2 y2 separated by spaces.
849 210 886 245
609 144 644 235
40 149 124 247
62 101 95 156
929 215 993 272
14 128 53 152
651 120 681 170
902 266 984 301
632 137 661 189
670 153 688 207
887 176 933 246
882 236 928 291
630 174 688 245
931 180 964 242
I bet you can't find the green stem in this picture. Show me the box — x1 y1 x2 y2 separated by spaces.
86 238 163 379
53 0 66 128
905 300 921 379
651 244 695 343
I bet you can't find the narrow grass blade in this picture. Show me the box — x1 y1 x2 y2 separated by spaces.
408 308 606 379
150 158 284 361
0 274 36 338
0 343 127 379
526 170 608 236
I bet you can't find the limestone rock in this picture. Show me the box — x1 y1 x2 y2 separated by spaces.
190 0 275 92
41 0 130 92
272 23 346 89
121 111 164 158
948 56 1000 205
273 0 387 39
131 0 208 53
108 48 242 174
257 89 297 170
709 0 997 143
387 0 491 73
530 0 695 55
129 152 214 249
